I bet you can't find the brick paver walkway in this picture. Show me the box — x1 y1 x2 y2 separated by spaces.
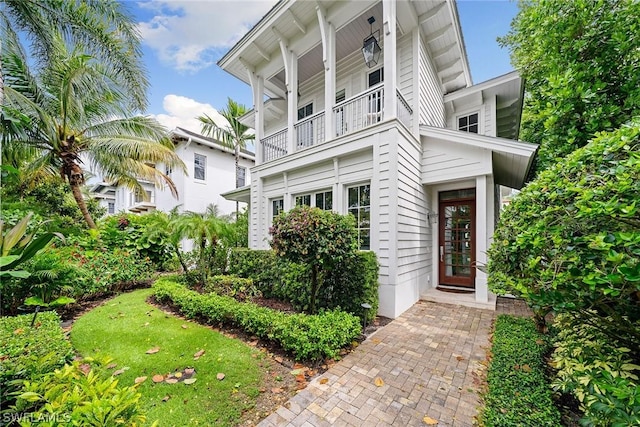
259 299 530 427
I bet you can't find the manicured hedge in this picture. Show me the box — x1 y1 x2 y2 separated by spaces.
153 278 361 361
227 249 379 321
0 312 74 408
480 315 561 426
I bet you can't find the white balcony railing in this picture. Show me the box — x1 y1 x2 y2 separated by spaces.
334 85 384 138
295 111 325 150
396 89 413 129
261 128 287 162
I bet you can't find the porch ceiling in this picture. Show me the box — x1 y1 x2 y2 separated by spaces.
420 126 538 189
219 0 471 99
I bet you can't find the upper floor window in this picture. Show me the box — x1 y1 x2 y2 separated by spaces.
368 67 384 88
194 153 206 180
108 202 115 214
236 166 246 188
348 184 371 250
297 103 313 120
458 113 479 134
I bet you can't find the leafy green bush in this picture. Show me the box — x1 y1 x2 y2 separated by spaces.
228 249 379 321
488 120 640 346
9 359 148 426
552 314 640 426
480 315 561 427
0 312 74 408
205 275 261 301
153 278 361 360
270 206 358 314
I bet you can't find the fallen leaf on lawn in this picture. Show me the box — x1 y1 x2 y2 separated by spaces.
216 373 225 381
181 324 188 329
423 415 438 425
374 377 384 387
535 339 545 345
521 364 532 372
106 363 117 369
143 322 149 327
13 328 24 335
184 368 195 375
135 376 147 384
162 395 171 402
174 372 183 378
249 340 259 347
183 378 197 385
113 368 128 376
152 374 165 383
271 387 283 394
193 349 205 360
146 346 160 354
319 378 329 385
165 378 178 384
79 364 91 375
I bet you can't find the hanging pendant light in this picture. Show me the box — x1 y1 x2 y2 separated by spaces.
362 16 381 68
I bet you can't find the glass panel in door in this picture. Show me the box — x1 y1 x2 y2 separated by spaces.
438 196 475 288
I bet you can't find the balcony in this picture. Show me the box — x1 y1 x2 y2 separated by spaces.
128 190 156 213
260 85 416 163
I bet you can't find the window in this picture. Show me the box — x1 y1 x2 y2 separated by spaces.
297 103 314 148
315 191 333 210
165 165 172 176
297 103 313 120
194 153 206 180
294 190 333 210
458 113 479 134
272 198 284 220
335 89 346 103
368 67 384 88
108 202 115 214
236 166 246 188
335 89 347 136
348 184 371 250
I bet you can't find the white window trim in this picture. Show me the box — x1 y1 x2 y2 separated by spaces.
345 182 372 251
194 153 206 181
455 109 482 135
292 189 333 210
365 66 384 89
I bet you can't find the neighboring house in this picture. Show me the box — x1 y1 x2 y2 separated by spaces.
219 0 537 318
88 127 255 216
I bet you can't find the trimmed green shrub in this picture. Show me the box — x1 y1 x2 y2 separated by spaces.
205 275 261 301
0 312 74 408
9 359 148 426
488 120 640 346
270 206 358 313
153 278 361 360
228 249 379 321
480 315 561 426
552 314 640 426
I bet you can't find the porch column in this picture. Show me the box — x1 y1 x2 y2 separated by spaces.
475 174 491 303
382 0 397 120
247 70 264 164
317 5 336 141
275 29 297 155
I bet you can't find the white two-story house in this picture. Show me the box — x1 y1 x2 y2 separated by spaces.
220 0 537 318
90 127 255 217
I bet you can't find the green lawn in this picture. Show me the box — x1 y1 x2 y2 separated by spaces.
71 288 263 426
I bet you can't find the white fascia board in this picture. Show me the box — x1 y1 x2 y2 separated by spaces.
444 71 522 103
448 0 472 86
420 125 537 158
171 128 256 162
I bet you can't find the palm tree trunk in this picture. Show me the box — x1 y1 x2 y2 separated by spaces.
70 181 97 229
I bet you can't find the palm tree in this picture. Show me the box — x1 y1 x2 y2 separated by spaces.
2 32 185 229
0 0 148 110
198 98 254 220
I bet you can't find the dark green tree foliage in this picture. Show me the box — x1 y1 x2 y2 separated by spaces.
488 120 640 348
270 206 358 314
500 0 640 172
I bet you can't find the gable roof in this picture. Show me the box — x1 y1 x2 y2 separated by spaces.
170 127 256 161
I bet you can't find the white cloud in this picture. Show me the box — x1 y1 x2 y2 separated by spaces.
151 94 228 134
138 0 277 72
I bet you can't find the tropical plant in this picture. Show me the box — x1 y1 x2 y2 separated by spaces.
0 0 148 112
173 204 232 285
2 31 185 229
270 206 358 314
499 0 640 173
488 120 640 348
198 98 254 219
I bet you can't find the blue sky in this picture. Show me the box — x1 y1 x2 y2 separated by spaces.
129 0 519 133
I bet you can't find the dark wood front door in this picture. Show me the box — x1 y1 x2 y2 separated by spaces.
438 190 476 288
